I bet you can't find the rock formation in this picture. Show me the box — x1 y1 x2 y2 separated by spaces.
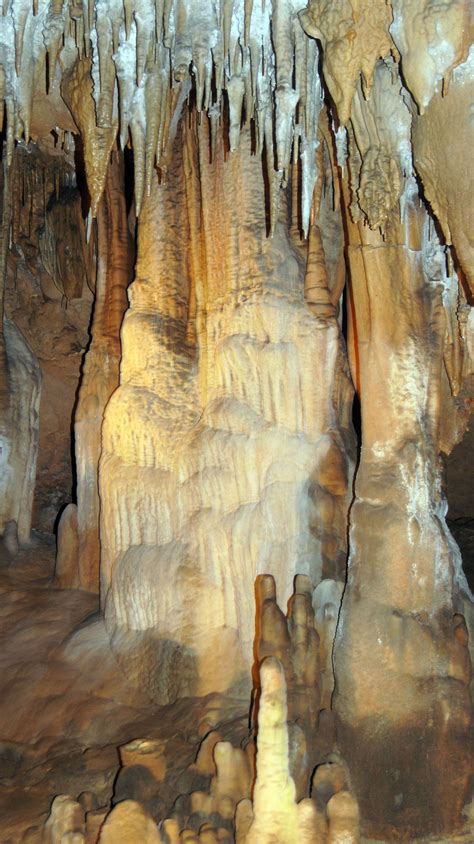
73 149 133 592
100 115 353 702
0 1 472 842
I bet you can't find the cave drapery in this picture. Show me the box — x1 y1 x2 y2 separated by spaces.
0 0 473 841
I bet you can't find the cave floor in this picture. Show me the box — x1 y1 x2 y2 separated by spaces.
0 534 248 842
0 534 473 843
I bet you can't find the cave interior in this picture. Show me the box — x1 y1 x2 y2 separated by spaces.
0 1 473 842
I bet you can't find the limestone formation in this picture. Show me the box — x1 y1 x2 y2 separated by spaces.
327 791 360 844
412 50 474 295
43 795 85 843
100 116 353 703
119 738 167 784
238 657 324 844
3 142 93 532
2 519 19 556
325 48 473 838
55 502 79 588
253 573 325 798
312 580 344 711
74 150 133 592
0 1 472 842
99 799 161 843
0 319 42 546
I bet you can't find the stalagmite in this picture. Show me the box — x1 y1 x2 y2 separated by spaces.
99 800 161 843
334 58 472 836
43 795 85 843
2 518 19 556
239 657 322 844
55 502 80 587
326 791 360 844
0 2 472 842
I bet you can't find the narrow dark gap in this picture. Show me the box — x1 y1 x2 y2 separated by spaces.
444 420 474 590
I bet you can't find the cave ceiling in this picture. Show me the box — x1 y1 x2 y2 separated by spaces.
0 0 472 293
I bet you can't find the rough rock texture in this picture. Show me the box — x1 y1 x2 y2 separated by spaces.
3 143 93 533
336 164 473 843
74 150 133 592
55 502 79 588
0 318 41 545
99 117 354 703
412 48 474 295
0 1 472 841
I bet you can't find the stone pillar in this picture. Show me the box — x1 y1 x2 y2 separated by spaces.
99 116 354 703
333 192 472 838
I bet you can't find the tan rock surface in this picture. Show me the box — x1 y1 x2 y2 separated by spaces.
55 502 79 589
335 177 472 838
0 3 472 843
99 800 161 843
412 51 474 295
74 151 133 592
100 118 353 702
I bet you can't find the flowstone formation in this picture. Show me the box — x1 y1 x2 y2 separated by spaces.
99 114 354 702
0 0 473 841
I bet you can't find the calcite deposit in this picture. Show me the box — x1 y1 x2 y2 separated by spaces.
0 0 473 842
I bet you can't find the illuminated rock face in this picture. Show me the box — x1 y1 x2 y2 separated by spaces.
99 120 354 702
412 50 474 295
0 1 473 840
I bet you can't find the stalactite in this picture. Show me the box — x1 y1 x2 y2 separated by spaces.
304 143 335 320
299 0 394 125
61 55 118 217
0 4 472 842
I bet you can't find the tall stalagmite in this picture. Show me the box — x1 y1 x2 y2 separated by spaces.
0 1 472 840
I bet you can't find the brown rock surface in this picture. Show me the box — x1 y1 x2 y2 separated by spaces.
74 150 133 592
0 3 472 843
3 144 93 535
336 182 472 839
55 503 80 589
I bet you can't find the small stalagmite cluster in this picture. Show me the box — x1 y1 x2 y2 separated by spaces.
0 1 473 842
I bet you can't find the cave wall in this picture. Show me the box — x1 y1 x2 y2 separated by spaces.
3 143 93 535
0 0 472 839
